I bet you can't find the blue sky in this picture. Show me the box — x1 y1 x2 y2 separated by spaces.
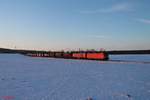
0 0 150 50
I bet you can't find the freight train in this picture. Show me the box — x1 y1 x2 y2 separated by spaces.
26 51 109 61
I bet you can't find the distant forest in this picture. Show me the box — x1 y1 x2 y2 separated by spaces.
0 48 150 55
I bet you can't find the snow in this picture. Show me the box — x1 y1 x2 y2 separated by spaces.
0 54 150 100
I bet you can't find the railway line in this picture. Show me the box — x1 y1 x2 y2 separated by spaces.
100 60 150 64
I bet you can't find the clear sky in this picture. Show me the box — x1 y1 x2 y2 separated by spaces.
0 0 150 51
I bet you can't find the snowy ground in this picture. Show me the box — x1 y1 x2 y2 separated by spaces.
0 54 150 100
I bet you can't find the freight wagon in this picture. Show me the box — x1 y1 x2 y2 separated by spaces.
49 52 55 57
72 53 86 59
63 53 72 58
55 52 63 58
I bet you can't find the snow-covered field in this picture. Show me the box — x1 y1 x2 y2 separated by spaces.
0 54 150 100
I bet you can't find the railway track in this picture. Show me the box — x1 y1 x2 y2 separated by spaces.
102 60 150 64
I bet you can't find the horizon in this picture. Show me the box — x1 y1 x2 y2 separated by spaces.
1 46 150 51
0 0 150 51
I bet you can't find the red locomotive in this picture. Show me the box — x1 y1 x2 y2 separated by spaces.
72 52 108 60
